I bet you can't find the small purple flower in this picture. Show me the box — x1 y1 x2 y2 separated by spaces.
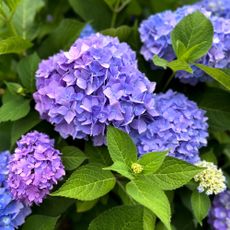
128 90 208 163
0 151 31 230
208 190 230 230
8 131 65 206
34 33 157 145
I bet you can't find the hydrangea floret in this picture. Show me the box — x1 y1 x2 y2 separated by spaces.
8 131 65 206
194 160 226 195
0 151 31 230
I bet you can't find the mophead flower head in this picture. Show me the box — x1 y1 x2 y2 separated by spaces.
194 161 226 195
208 190 230 230
8 131 65 206
34 33 157 145
129 90 208 163
139 4 230 85
0 151 31 229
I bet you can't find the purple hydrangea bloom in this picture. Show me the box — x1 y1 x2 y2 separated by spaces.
34 33 157 145
128 90 208 163
80 24 95 38
8 131 65 206
0 151 31 230
208 190 230 230
139 4 230 85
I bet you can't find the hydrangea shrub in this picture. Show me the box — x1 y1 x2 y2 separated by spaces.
0 0 229 229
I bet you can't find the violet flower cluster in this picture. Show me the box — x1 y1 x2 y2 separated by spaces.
0 151 31 230
128 90 208 163
34 33 157 146
7 131 65 206
139 3 230 85
208 190 230 230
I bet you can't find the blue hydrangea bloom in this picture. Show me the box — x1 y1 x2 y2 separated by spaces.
128 90 208 163
80 24 95 38
0 151 31 230
199 0 230 18
139 4 230 85
34 33 157 145
208 190 230 230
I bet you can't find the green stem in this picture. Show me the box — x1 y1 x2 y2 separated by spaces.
163 71 175 92
110 0 120 28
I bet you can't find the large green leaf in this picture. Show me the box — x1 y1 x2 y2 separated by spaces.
61 146 87 171
148 157 203 190
103 161 134 180
195 64 230 90
12 0 45 40
192 87 230 131
85 142 112 166
17 53 40 93
126 178 171 230
0 122 11 151
0 36 32 54
191 191 210 225
39 19 85 58
68 0 112 30
171 11 213 62
22 215 58 230
137 151 168 175
0 97 30 122
88 205 155 230
11 110 40 147
52 163 116 200
107 126 137 166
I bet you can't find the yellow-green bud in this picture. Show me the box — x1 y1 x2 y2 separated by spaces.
131 163 143 174
17 87 25 96
194 160 226 195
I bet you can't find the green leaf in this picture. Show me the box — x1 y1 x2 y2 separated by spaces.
4 0 20 12
0 36 32 54
137 151 168 174
152 55 168 69
85 142 112 166
103 161 134 180
167 60 193 73
0 97 30 122
171 11 213 61
153 55 193 73
61 146 87 171
11 110 40 147
22 215 59 230
39 19 85 58
126 178 171 230
192 87 230 131
148 157 203 190
5 82 23 95
12 0 45 40
68 0 111 30
76 199 98 213
191 191 210 225
107 126 137 166
195 64 230 90
88 205 155 230
52 163 116 200
0 122 11 151
17 53 40 93
102 25 132 42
